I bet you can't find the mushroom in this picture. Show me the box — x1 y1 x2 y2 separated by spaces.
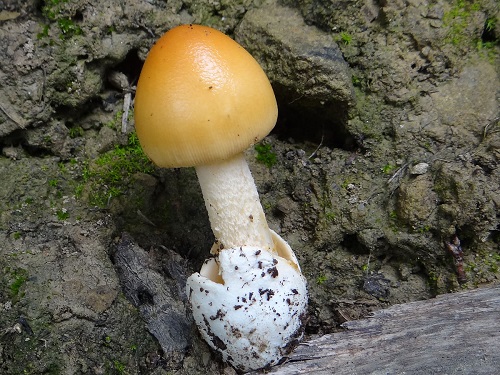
134 24 308 372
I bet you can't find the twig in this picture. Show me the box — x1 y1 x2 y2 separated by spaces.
288 94 304 104
121 92 132 133
482 117 499 141
308 134 324 159
137 209 156 227
387 163 409 185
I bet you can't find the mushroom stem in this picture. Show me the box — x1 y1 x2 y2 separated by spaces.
195 153 274 253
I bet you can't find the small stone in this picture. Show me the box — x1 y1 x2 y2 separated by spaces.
2 146 21 160
410 162 429 175
107 71 129 91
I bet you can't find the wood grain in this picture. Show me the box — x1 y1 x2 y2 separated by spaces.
256 285 500 374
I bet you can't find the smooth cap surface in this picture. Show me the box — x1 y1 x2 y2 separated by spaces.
134 24 278 168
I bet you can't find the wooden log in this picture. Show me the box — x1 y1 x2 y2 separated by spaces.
257 285 500 374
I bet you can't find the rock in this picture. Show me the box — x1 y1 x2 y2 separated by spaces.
430 61 499 140
0 0 186 138
22 119 72 157
235 1 354 145
237 2 353 106
397 175 437 230
410 162 429 175
433 161 498 242
363 272 391 299
84 125 118 157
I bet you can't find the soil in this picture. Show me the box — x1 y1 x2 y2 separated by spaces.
0 0 498 374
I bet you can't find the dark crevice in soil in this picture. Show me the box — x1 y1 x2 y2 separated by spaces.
481 20 497 44
273 87 355 151
107 48 144 88
340 234 371 255
0 129 53 158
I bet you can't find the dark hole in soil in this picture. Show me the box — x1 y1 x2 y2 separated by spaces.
35 0 47 15
0 128 23 148
73 10 83 22
110 49 144 88
491 229 500 245
481 19 497 44
0 128 54 157
272 84 355 151
340 233 370 255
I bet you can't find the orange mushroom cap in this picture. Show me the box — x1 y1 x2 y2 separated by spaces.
134 24 278 168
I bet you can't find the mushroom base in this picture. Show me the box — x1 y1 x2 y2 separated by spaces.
186 236 308 372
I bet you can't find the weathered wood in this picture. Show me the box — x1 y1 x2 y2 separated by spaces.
114 233 192 355
259 285 500 374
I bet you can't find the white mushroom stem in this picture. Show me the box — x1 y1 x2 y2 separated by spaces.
195 153 275 254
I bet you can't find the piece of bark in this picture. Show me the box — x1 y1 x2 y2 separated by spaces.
259 285 500 374
114 233 192 357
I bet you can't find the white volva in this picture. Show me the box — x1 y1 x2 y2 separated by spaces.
186 238 308 372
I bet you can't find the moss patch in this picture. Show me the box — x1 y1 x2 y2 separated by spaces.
82 132 154 207
254 143 277 168
2 267 29 303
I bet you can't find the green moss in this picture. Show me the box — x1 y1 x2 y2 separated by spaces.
316 274 328 285
381 163 397 174
324 211 336 222
490 253 500 273
339 32 352 45
254 143 277 168
8 268 29 300
417 224 431 233
463 250 500 283
74 183 84 198
57 17 82 39
82 132 154 207
106 110 132 130
341 179 352 189
351 75 361 87
104 335 112 346
37 24 50 40
39 0 83 41
56 208 69 220
113 360 127 374
443 0 482 46
476 16 499 61
69 126 84 138
42 0 69 20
